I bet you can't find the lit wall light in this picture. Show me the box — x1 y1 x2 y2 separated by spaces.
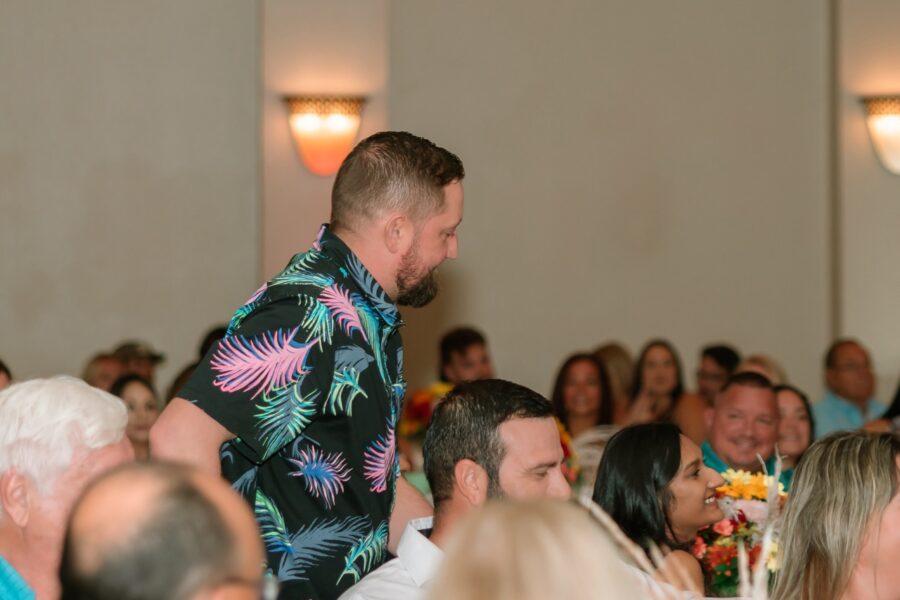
284 96 366 176
862 96 900 175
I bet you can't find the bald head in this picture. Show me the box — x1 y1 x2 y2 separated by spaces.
60 462 264 600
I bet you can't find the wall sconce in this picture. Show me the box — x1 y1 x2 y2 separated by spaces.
284 96 366 176
862 96 900 175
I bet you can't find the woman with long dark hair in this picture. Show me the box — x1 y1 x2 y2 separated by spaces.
550 353 614 439
630 339 706 443
593 423 724 594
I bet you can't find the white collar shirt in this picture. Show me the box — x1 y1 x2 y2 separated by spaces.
338 517 442 600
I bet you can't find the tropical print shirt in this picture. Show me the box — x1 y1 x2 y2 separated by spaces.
181 225 406 600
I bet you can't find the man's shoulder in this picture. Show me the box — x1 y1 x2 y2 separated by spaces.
337 557 423 600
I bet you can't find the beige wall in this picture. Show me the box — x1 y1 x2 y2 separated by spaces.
389 0 832 398
839 0 900 402
261 0 389 278
0 1 259 388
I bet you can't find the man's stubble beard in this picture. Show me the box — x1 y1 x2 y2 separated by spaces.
395 244 439 308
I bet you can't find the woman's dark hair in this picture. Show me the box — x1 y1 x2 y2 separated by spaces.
550 353 613 429
110 374 156 399
773 383 816 440
0 358 11 380
592 423 684 553
630 339 685 402
882 376 900 421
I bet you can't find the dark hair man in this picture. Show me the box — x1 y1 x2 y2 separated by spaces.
438 326 494 383
59 461 268 600
702 371 792 489
814 338 884 438
695 344 741 405
152 132 465 599
339 379 570 600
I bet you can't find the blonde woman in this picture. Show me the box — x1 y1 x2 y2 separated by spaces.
429 500 639 600
737 353 787 385
772 431 900 600
594 342 634 423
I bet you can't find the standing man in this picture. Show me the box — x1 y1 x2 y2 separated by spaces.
151 131 465 599
814 338 885 437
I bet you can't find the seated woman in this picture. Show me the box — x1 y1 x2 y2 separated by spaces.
592 423 724 595
772 431 900 600
110 374 160 460
593 342 634 424
774 384 814 470
551 353 617 488
551 353 614 440
630 340 707 444
428 499 638 600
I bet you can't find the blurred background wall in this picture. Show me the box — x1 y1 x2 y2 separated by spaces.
2 0 899 403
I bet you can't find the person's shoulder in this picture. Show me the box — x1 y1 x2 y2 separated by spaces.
660 549 703 591
337 557 420 600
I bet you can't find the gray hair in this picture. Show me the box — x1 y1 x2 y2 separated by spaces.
772 431 900 600
0 376 127 494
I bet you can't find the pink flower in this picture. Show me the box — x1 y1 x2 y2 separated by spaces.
713 518 735 536
692 536 708 559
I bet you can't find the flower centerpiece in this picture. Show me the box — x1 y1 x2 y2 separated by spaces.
693 469 785 597
398 381 454 442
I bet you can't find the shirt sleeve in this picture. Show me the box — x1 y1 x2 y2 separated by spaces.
179 294 335 463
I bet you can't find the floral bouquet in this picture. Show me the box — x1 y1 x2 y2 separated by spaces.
555 419 581 486
693 469 785 597
398 381 454 441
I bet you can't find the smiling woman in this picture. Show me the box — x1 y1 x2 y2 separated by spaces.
111 374 161 461
592 423 724 595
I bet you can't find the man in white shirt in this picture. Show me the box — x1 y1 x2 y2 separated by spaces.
339 379 572 600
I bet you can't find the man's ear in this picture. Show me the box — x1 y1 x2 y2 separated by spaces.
383 214 413 254
0 469 32 528
453 459 489 507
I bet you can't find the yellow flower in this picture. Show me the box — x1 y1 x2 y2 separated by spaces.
766 541 779 572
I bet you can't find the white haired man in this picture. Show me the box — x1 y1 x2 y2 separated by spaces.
0 377 134 599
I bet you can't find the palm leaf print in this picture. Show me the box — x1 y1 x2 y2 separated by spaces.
255 383 318 458
324 367 368 416
269 251 334 289
300 298 334 346
211 326 317 399
231 465 258 498
279 516 369 582
337 520 389 585
287 446 351 509
363 421 396 493
356 303 389 383
346 255 395 317
255 489 291 554
319 284 367 341
227 284 269 335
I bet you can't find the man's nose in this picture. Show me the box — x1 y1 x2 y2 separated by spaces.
548 469 572 500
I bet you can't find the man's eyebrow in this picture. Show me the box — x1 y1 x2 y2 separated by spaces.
527 461 560 472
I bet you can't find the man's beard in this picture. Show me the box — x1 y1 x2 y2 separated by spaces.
395 246 439 307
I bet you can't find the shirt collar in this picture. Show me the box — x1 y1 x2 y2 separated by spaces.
0 557 34 600
316 225 402 327
396 516 443 587
823 388 883 415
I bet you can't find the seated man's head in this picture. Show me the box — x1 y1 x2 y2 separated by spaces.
696 344 740 404
423 379 571 519
113 341 165 383
705 372 779 472
59 461 266 600
81 352 125 392
824 338 875 405
439 327 494 383
0 377 133 598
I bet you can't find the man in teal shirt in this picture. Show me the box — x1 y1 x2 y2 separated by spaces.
702 372 793 490
813 339 885 438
